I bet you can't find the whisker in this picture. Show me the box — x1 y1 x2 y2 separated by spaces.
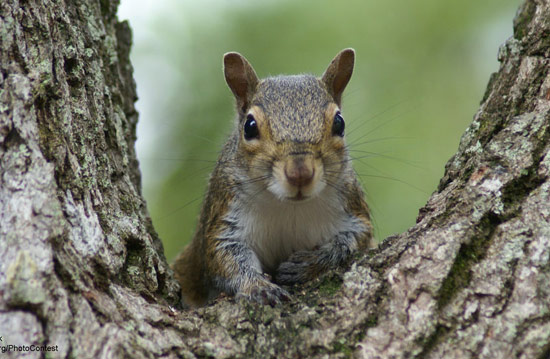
157 195 204 221
346 99 412 135
341 150 427 171
348 136 413 148
354 173 429 194
323 153 381 168
348 104 420 147
222 175 271 191
174 164 215 183
143 157 216 164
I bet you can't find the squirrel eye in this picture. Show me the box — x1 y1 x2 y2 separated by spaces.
332 111 345 137
243 114 259 140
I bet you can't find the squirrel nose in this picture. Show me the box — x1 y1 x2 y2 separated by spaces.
284 157 315 187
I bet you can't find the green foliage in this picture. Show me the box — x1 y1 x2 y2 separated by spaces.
135 0 519 260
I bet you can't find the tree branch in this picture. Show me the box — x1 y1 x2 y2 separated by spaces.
0 0 548 358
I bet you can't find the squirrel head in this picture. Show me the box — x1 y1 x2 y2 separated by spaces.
223 49 355 202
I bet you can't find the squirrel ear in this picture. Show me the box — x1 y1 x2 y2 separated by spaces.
321 48 355 105
223 52 259 113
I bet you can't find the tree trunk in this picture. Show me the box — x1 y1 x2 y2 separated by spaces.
0 0 549 358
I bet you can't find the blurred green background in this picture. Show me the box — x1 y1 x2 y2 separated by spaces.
118 0 519 261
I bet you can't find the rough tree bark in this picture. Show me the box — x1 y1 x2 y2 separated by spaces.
0 0 549 358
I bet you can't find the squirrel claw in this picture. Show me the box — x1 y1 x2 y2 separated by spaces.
275 263 307 285
275 250 319 285
240 284 291 306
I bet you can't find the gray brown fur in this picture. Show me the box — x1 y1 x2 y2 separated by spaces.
172 49 374 307
253 75 329 143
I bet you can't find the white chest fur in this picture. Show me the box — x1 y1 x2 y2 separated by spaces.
224 187 349 272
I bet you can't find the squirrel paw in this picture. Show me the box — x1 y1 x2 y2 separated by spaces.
238 282 291 306
275 250 322 285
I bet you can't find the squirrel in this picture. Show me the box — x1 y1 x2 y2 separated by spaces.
172 48 374 307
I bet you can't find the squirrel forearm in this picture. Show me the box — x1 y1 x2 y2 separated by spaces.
210 238 290 304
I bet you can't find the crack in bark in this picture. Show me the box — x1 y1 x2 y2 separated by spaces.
415 323 450 359
537 343 550 359
436 212 501 311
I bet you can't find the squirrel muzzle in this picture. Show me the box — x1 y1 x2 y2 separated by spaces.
273 152 324 201
284 155 315 188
